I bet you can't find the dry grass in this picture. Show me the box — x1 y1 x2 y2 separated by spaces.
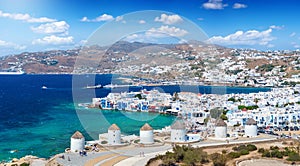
101 155 129 166
84 153 117 166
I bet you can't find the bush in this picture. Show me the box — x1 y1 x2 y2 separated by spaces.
20 164 30 166
220 114 228 120
258 148 265 153
228 152 241 159
287 152 300 161
232 145 244 151
101 140 108 144
210 153 227 166
270 146 279 150
221 150 227 154
262 150 271 157
240 149 250 155
247 144 257 151
271 150 282 158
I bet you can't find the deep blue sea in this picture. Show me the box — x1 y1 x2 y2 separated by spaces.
0 74 271 161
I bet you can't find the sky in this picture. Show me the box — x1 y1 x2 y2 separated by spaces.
0 0 300 56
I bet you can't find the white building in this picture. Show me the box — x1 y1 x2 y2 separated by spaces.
245 118 257 137
70 131 85 152
215 119 227 138
108 124 121 145
140 123 154 144
171 120 186 142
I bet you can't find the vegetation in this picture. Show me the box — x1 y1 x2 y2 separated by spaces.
210 108 224 119
220 114 228 120
259 144 300 161
134 94 144 100
257 64 275 72
227 97 242 102
146 145 209 166
210 152 227 166
20 164 30 166
238 105 259 110
146 142 300 165
101 140 108 144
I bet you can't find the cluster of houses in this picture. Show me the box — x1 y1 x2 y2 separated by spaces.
90 86 300 131
225 87 300 128
92 89 172 113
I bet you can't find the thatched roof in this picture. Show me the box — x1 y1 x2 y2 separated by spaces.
71 131 84 139
108 124 120 130
140 123 153 131
171 120 185 130
215 119 227 127
246 118 257 125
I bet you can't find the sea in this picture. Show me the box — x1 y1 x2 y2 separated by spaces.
0 74 271 161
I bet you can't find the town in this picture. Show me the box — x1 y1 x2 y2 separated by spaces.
1 41 300 88
90 86 300 137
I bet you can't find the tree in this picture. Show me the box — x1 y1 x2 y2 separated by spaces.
220 114 228 120
210 107 223 119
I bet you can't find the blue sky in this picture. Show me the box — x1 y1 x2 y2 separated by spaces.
0 0 300 56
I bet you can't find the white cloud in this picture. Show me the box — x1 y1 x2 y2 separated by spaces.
0 39 26 50
178 39 187 44
0 10 56 23
124 34 139 41
80 17 88 22
146 25 188 37
202 0 228 10
269 25 284 30
207 28 275 46
115 16 123 22
31 21 70 35
154 14 183 25
233 3 247 9
290 32 296 37
124 26 188 43
292 42 300 48
32 35 74 45
139 20 146 24
80 14 114 22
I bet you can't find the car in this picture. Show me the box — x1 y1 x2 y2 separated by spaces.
294 126 299 131
284 126 289 131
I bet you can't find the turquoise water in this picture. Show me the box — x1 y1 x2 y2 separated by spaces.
0 74 270 161
0 102 175 161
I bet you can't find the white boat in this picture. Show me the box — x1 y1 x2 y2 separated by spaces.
85 84 102 89
41 86 48 89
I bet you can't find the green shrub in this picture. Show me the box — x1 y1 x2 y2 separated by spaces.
20 163 30 166
228 152 241 159
240 149 250 155
246 144 257 151
101 140 108 144
270 146 279 150
287 152 300 161
262 150 271 157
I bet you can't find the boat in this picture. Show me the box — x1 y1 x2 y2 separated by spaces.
41 86 48 89
0 69 24 75
85 84 102 89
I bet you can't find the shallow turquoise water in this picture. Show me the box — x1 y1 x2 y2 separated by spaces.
0 102 175 161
